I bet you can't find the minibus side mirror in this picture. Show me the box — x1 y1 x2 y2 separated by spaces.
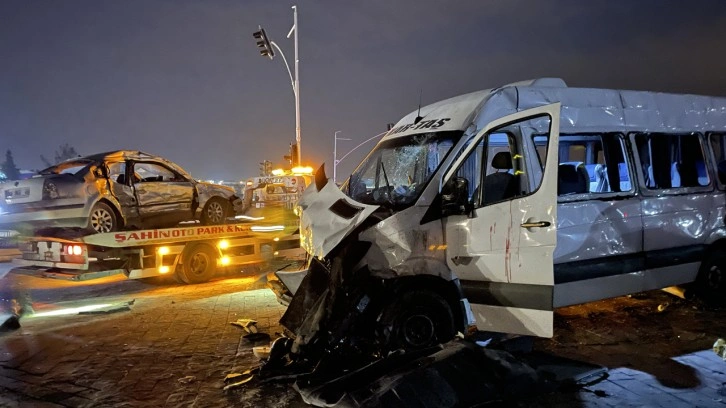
441 177 471 216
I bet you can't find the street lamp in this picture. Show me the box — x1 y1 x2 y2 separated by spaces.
253 5 302 166
333 131 351 185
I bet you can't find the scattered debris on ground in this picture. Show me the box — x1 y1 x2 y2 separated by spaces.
0 313 20 331
231 318 258 333
222 336 606 407
178 375 196 384
714 338 726 361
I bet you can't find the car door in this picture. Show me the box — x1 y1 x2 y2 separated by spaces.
107 160 139 221
131 161 195 226
444 103 560 337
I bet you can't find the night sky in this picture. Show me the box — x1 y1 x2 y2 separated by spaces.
2 0 726 180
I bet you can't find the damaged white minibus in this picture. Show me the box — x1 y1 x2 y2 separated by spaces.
282 78 726 355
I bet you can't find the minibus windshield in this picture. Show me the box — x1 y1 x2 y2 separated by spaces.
347 131 462 207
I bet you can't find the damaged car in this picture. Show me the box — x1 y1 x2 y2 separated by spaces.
0 150 242 234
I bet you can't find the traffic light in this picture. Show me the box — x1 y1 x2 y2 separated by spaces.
253 26 275 59
265 160 273 175
259 161 266 176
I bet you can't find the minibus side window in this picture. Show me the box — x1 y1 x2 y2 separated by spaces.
454 115 552 208
635 133 710 190
533 133 630 195
708 133 726 186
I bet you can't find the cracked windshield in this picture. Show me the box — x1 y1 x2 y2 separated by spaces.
348 131 461 206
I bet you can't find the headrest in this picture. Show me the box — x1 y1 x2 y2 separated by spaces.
491 152 513 170
558 164 579 183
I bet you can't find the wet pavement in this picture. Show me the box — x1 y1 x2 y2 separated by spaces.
1 260 726 407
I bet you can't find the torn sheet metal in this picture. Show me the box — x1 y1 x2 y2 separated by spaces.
297 172 378 259
293 339 606 408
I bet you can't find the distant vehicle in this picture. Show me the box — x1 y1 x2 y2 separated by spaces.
0 150 243 234
241 173 312 229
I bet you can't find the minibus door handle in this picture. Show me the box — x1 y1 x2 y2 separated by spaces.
520 221 551 228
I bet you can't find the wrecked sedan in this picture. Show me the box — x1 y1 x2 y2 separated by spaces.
0 150 242 234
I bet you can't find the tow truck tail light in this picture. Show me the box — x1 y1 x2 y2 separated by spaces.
65 245 83 256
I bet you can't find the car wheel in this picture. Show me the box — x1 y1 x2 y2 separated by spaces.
376 289 456 353
201 198 229 225
178 244 217 284
88 202 118 233
695 251 726 305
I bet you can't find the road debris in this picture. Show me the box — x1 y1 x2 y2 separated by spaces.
230 318 258 333
223 369 257 391
714 338 726 361
178 375 196 384
0 313 20 331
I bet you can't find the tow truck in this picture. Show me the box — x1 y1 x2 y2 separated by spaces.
10 222 303 283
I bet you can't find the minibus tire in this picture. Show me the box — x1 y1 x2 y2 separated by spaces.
179 244 217 284
696 252 726 305
376 290 456 352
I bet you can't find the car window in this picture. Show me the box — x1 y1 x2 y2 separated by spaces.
133 162 181 183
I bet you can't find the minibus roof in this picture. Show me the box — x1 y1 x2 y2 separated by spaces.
383 78 726 141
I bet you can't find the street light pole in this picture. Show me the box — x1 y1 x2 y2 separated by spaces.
333 131 351 185
290 6 301 166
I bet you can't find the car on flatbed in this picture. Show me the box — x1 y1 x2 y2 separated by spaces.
0 150 243 234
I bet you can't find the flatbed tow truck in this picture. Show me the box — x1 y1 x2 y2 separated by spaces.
9 223 303 283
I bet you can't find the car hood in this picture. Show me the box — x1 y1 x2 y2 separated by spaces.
298 171 379 259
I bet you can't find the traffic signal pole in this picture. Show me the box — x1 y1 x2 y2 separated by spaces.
253 6 302 167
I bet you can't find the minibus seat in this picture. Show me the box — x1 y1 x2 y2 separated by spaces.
618 163 631 190
558 163 588 195
584 164 607 192
482 152 517 204
696 160 709 185
671 162 681 188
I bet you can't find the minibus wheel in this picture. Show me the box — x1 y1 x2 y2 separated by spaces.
695 252 726 305
179 244 218 284
376 290 456 352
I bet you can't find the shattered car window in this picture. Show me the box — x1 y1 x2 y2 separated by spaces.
39 160 93 176
349 131 461 207
134 162 178 183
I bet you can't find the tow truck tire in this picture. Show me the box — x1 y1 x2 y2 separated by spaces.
695 251 726 305
88 202 118 233
201 198 230 225
376 289 456 352
179 244 218 284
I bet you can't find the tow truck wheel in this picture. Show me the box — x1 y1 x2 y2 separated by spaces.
88 202 118 233
377 290 455 352
695 251 726 305
179 244 217 284
201 198 230 225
